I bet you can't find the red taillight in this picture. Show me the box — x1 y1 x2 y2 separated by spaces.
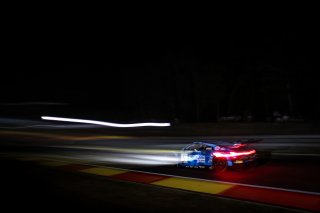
213 149 256 158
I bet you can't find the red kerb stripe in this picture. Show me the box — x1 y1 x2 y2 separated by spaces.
112 172 169 184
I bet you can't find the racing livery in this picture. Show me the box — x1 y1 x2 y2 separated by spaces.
178 140 258 172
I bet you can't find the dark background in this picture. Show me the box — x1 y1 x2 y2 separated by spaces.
1 27 319 123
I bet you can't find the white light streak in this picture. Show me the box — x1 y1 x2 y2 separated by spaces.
98 154 179 165
41 116 171 128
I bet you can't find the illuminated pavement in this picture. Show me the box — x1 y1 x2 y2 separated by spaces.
0 127 320 212
2 158 309 213
1 156 318 212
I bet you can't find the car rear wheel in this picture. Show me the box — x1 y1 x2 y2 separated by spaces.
210 158 227 172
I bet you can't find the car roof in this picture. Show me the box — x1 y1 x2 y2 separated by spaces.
192 141 217 147
192 141 236 147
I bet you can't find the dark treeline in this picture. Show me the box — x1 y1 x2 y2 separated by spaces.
1 31 318 122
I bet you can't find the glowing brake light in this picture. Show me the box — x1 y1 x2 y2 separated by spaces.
213 150 256 158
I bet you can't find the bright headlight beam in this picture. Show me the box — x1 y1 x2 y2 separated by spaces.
41 116 171 128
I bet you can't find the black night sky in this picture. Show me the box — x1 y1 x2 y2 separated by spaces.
1 28 319 122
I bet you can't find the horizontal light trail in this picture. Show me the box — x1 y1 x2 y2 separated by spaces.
213 150 256 158
41 116 171 128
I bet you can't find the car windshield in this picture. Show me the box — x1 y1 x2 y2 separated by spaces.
184 143 202 151
184 143 214 151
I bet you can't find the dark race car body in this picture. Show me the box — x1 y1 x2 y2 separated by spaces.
178 140 258 172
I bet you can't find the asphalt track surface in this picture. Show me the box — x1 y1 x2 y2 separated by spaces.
1 127 320 212
1 132 320 191
2 159 309 213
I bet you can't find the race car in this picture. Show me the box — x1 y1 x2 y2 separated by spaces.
177 140 259 172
